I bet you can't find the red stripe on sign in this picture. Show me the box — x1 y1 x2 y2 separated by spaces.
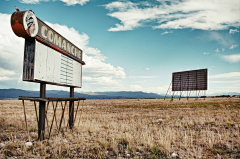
50 44 67 55
36 36 67 55
36 36 45 43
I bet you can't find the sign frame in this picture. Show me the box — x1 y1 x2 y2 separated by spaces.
11 10 84 88
172 69 208 91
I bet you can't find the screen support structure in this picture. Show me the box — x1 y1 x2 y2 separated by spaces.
69 87 74 129
164 81 207 101
37 85 76 140
39 83 46 140
20 95 86 141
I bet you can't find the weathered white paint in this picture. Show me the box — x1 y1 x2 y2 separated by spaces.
34 41 61 84
34 41 47 81
60 54 73 85
72 60 82 87
33 41 82 87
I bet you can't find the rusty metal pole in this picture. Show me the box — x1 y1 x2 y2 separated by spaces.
38 83 46 140
22 100 30 142
69 87 74 129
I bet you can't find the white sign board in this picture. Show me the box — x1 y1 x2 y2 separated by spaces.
23 38 82 88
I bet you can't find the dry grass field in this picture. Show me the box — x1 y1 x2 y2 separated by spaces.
0 97 240 158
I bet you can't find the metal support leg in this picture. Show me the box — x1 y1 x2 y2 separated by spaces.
38 83 46 140
69 87 74 129
22 100 30 142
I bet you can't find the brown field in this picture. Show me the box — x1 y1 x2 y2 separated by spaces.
0 98 240 158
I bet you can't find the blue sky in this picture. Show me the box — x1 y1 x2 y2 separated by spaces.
0 0 239 95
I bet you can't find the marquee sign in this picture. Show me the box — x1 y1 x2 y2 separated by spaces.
11 10 84 87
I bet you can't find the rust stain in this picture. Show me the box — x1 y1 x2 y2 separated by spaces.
23 39 35 81
11 11 30 38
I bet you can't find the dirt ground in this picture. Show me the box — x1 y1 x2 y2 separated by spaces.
0 97 239 158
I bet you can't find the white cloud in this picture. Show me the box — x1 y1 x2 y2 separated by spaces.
144 85 169 94
210 80 240 84
84 47 101 55
146 68 149 70
104 1 137 12
130 85 143 90
0 13 24 72
104 0 240 31
208 32 233 46
214 48 219 52
0 67 16 81
130 76 158 79
203 52 209 55
45 22 89 49
59 0 90 6
128 85 169 94
229 29 239 34
0 77 11 81
0 68 16 76
229 45 238 49
210 72 240 79
0 13 126 90
209 72 240 93
161 30 173 35
19 0 49 4
220 53 240 63
222 48 225 52
83 76 124 88
19 0 89 5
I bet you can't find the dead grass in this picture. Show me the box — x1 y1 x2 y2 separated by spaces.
0 97 239 158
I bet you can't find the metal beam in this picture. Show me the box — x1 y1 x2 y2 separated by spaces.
69 87 74 129
38 83 46 140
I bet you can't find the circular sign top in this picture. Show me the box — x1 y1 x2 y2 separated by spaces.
23 11 38 37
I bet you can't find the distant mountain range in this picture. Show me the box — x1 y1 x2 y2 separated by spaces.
209 92 240 96
0 89 239 100
0 89 165 99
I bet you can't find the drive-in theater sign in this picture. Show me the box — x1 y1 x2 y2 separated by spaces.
11 9 86 140
11 10 84 87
